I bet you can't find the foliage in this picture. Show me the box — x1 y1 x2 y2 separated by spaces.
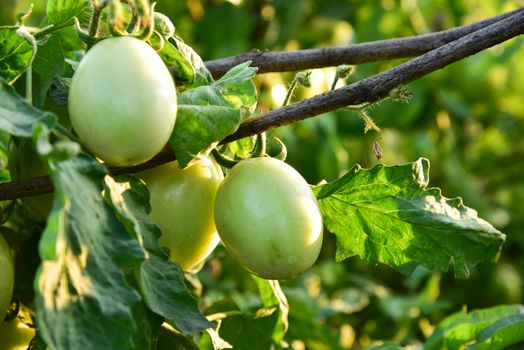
0 0 523 349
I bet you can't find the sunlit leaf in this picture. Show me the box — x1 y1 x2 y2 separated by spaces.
0 26 35 84
425 304 524 350
34 155 145 350
157 40 195 84
171 37 213 87
314 158 505 278
103 174 212 334
46 0 90 26
170 61 257 167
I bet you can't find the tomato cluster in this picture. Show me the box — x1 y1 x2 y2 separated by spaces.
10 36 323 280
137 155 323 279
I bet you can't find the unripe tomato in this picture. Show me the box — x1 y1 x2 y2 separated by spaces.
0 234 14 321
138 158 223 271
0 317 35 350
68 36 177 166
214 157 323 280
9 139 53 220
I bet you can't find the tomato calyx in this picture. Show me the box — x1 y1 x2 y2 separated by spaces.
212 133 288 169
77 0 162 50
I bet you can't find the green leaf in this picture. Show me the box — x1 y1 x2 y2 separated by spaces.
171 37 213 87
252 277 289 345
314 158 505 278
154 12 175 39
226 136 256 159
471 313 524 349
46 0 90 26
425 304 524 350
214 311 283 350
170 61 257 167
34 155 146 350
127 280 164 350
103 175 212 334
32 35 65 108
203 287 287 350
0 26 36 84
366 342 406 350
156 40 195 84
0 77 56 136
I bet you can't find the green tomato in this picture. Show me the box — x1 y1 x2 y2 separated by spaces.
9 139 53 220
214 157 323 280
0 234 14 321
0 317 35 350
68 36 177 166
138 157 224 271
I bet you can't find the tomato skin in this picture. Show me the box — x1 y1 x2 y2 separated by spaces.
0 317 35 350
68 36 177 166
0 234 14 321
138 158 223 271
214 157 323 280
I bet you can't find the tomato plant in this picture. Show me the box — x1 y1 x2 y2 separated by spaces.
0 1 522 349
68 36 177 166
8 139 53 220
138 157 223 271
0 234 14 321
214 157 323 280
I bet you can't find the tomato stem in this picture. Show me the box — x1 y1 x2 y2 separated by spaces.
270 137 288 161
25 66 32 105
33 18 76 39
283 71 311 107
211 149 239 169
252 133 267 158
86 0 109 50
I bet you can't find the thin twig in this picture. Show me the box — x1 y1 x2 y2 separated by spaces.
223 8 524 140
204 8 523 78
1 9 523 201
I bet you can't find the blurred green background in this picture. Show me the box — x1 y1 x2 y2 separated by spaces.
2 0 524 348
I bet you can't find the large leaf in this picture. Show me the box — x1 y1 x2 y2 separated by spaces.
0 26 36 84
314 158 505 278
0 77 56 136
170 61 257 167
103 175 212 334
425 304 524 350
46 0 90 26
34 155 146 350
32 35 65 108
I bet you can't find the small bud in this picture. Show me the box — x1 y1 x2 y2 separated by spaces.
389 85 413 103
373 139 383 161
295 71 311 88
336 64 354 79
